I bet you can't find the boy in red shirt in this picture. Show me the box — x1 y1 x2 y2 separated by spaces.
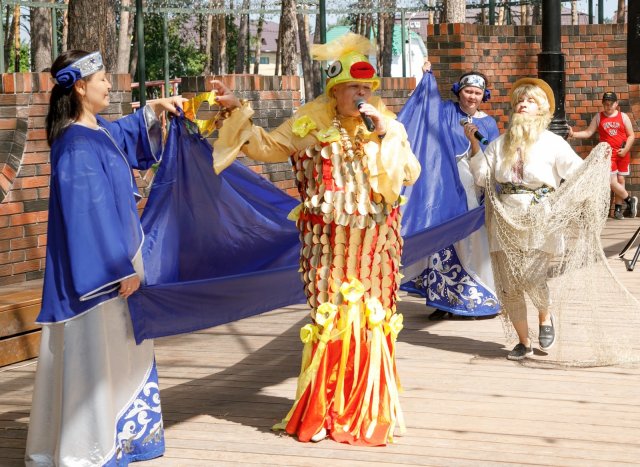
569 92 637 219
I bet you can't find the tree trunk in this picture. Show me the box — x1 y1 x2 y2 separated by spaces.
217 12 227 74
571 0 578 25
376 12 383 75
279 0 297 76
199 14 206 54
30 2 53 72
235 0 250 73
211 26 219 74
4 5 14 67
274 15 282 75
364 9 373 38
497 6 505 25
381 9 394 77
211 10 220 74
428 0 435 25
617 0 626 23
205 10 213 74
297 9 313 100
67 0 117 70
312 13 322 97
253 0 266 74
210 0 226 75
520 0 527 25
376 1 395 78
116 0 131 73
61 0 69 51
129 12 138 78
444 0 466 23
355 0 372 36
532 3 541 25
355 12 363 35
13 5 20 71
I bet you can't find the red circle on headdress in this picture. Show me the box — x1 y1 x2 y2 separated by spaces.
350 61 375 79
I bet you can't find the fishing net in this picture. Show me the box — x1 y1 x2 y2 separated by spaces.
485 142 640 367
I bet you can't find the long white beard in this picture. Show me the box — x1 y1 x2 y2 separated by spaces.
501 113 552 170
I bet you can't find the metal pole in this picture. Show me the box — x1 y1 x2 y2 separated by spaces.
246 13 251 73
319 0 326 93
489 0 496 25
136 0 146 106
51 6 58 62
0 0 5 73
598 0 604 24
401 10 406 78
319 0 326 44
588 0 593 24
538 0 567 137
629 0 640 84
163 12 169 97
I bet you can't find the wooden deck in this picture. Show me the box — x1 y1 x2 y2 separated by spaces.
1 219 640 466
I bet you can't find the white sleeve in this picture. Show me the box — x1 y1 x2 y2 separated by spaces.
555 138 584 180
469 142 495 188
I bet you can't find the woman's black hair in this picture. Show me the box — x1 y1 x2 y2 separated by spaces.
46 50 91 146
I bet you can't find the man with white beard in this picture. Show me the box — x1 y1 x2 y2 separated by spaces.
466 78 585 361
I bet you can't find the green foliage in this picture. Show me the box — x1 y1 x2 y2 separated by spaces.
225 14 239 72
6 42 31 72
139 11 243 83
141 13 206 83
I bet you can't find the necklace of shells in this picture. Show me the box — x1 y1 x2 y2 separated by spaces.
332 115 366 162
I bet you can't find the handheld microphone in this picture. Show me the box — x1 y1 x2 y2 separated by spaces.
356 99 376 132
459 118 488 145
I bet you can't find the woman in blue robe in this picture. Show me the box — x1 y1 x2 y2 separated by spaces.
401 62 501 319
25 50 184 466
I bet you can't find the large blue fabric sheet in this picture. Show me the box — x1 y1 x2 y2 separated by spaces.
128 101 486 343
398 71 471 234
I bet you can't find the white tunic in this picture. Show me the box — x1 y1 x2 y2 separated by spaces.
469 130 584 253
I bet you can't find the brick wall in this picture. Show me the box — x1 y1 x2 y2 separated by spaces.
0 73 417 285
426 23 639 191
180 75 303 197
9 29 634 287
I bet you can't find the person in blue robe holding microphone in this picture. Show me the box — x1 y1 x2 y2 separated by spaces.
25 50 184 466
400 60 501 320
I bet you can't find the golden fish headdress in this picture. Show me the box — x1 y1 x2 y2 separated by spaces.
311 32 380 97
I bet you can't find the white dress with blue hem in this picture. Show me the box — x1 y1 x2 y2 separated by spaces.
26 108 165 466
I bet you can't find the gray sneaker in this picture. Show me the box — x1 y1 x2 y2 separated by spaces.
507 342 533 361
628 196 638 218
614 210 624 220
539 313 556 350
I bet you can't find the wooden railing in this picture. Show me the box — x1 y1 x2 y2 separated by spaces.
131 78 182 110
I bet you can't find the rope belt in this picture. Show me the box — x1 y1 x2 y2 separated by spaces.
498 183 555 204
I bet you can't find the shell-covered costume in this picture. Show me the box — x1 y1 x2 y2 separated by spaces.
214 94 420 445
